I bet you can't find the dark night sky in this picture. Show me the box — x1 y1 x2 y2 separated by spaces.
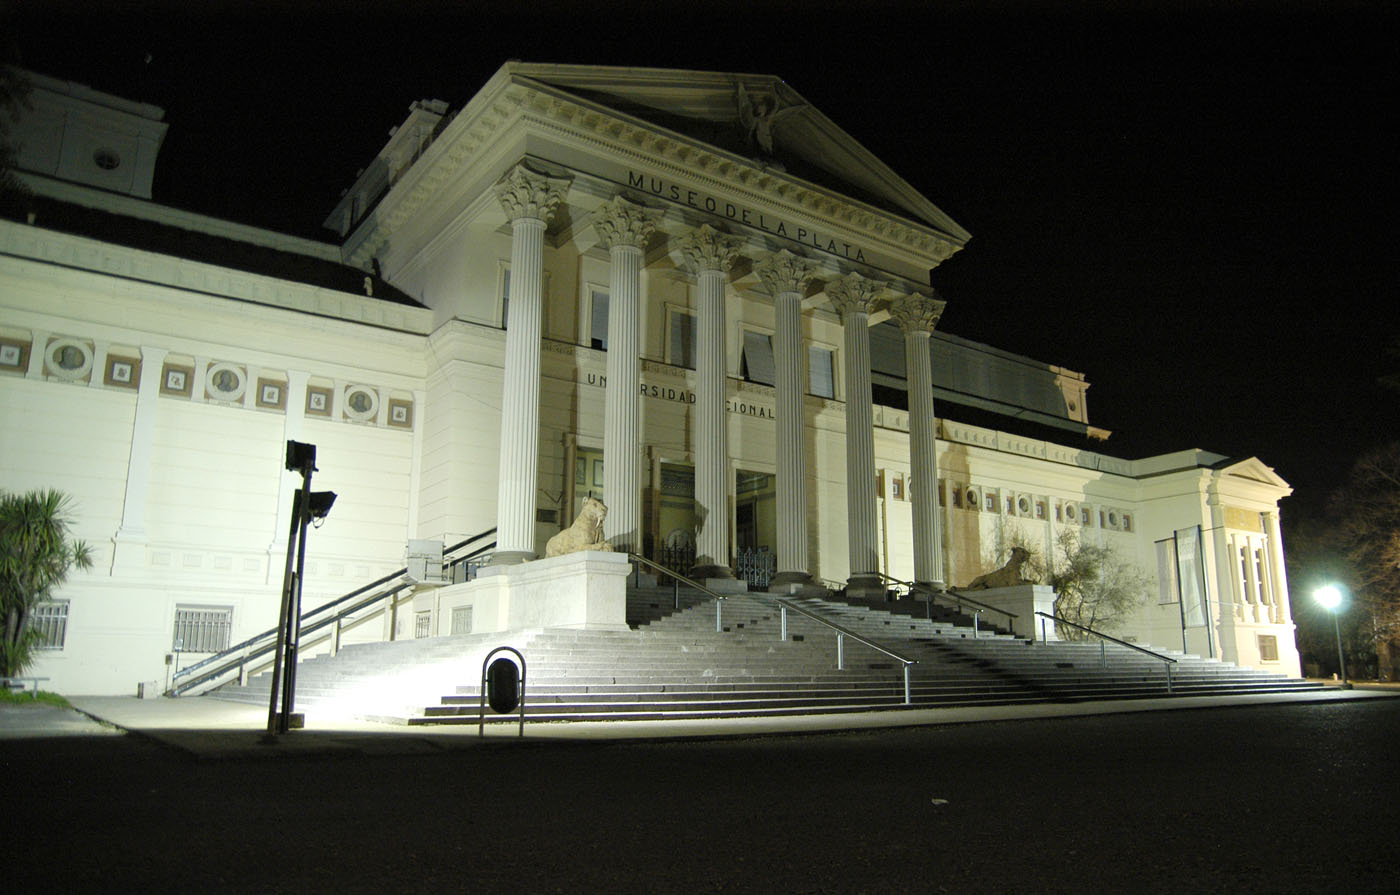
7 1 1398 519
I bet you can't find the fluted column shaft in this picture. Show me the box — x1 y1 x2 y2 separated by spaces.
755 250 818 589
491 163 569 563
594 197 656 553
892 293 948 588
827 273 884 594
676 225 742 578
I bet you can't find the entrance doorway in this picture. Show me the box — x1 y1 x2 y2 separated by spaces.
655 462 696 574
735 469 776 587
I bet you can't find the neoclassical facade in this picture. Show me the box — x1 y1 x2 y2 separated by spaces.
0 64 1301 693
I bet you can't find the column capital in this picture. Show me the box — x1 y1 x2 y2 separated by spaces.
674 224 743 275
889 292 947 334
754 249 819 298
825 270 887 319
494 162 571 224
593 196 658 250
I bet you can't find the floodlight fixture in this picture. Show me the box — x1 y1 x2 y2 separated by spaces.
308 490 337 521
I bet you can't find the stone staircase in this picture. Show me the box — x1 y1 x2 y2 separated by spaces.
210 585 1322 724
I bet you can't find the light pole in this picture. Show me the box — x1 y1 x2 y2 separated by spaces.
1313 584 1349 687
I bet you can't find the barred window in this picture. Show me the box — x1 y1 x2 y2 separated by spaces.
1258 634 1279 662
451 606 473 635
415 611 432 639
172 605 232 653
30 601 69 649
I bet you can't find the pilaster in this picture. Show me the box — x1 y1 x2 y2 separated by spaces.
754 249 820 590
827 271 886 596
675 224 743 579
593 196 658 553
890 292 947 589
491 162 571 563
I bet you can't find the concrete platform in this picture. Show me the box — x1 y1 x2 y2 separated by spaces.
0 682 1388 759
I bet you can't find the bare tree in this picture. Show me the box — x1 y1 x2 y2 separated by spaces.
1048 528 1151 640
1328 442 1400 680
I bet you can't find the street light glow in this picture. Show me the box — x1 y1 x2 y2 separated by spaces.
1314 584 1342 610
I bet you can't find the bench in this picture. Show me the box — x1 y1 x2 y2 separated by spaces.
1 676 50 698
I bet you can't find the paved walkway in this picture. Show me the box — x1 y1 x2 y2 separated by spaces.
0 682 1391 758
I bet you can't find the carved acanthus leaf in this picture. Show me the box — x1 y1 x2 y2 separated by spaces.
753 249 818 297
592 196 659 250
889 292 947 334
674 224 743 275
494 162 571 223
824 271 887 318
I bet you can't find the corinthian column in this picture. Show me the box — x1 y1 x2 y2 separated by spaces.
593 196 657 553
754 249 819 592
675 224 743 580
827 271 886 597
491 162 570 564
890 292 948 590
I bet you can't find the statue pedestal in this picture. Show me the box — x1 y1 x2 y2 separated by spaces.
965 585 1058 641
437 550 631 634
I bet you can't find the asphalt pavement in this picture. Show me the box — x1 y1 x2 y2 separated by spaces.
4 685 1397 894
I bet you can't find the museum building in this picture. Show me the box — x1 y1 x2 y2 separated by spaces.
0 63 1301 694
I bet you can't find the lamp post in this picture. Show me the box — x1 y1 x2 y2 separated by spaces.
1313 584 1349 687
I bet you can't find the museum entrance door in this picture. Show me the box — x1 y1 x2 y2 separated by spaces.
655 461 696 575
735 469 776 588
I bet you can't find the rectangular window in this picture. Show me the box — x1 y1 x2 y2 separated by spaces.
1254 549 1268 603
985 491 998 513
1258 634 1279 662
808 345 835 398
414 611 432 639
668 309 696 369
500 267 511 328
951 486 962 509
741 330 775 386
1055 502 1063 522
1122 513 1132 532
589 289 609 350
172 605 232 653
1035 501 1046 520
891 474 905 500
1080 506 1092 526
451 606 473 635
29 601 69 649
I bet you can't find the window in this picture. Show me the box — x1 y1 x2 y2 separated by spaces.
965 488 979 511
985 491 998 513
1122 514 1132 532
500 267 511 328
1035 501 1046 520
668 309 696 369
1257 635 1279 662
951 486 962 508
172 606 232 653
808 346 835 398
1080 506 1092 526
588 288 609 350
29 601 68 649
938 480 947 507
891 473 905 500
1055 502 1063 522
741 330 775 385
415 612 432 639
451 606 473 635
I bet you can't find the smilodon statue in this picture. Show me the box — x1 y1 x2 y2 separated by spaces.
545 497 614 557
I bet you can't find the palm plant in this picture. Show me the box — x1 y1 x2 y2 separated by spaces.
1 490 93 677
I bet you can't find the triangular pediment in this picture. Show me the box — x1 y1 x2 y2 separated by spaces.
1217 456 1291 489
507 63 970 243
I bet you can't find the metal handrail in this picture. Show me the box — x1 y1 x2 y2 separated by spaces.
1033 610 1176 692
873 571 1018 632
629 554 917 704
170 528 498 696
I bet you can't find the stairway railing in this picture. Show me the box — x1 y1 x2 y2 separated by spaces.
629 554 917 704
872 571 1017 636
169 528 497 696
1034 611 1177 693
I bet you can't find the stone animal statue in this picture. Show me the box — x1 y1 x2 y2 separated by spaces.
960 546 1035 590
545 496 614 557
